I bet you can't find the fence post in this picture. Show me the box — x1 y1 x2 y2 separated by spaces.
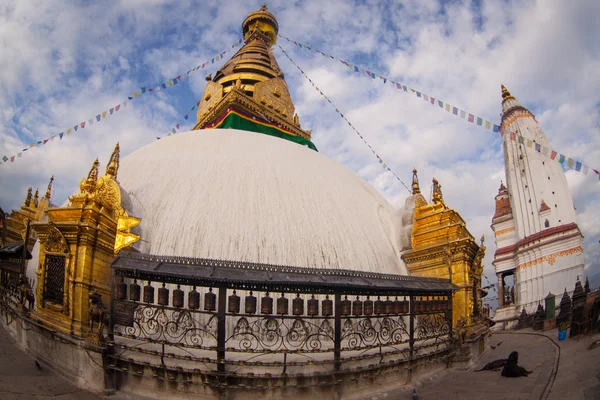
334 292 341 373
217 286 227 375
408 294 415 382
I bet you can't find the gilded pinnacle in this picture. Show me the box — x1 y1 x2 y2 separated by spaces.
24 187 32 207
45 175 54 199
106 143 120 179
411 168 420 195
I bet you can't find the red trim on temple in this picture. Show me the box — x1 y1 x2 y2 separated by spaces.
495 223 581 257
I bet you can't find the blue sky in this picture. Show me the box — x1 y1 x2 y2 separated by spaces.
1 0 599 305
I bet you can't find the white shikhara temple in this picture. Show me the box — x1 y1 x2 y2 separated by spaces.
491 85 584 323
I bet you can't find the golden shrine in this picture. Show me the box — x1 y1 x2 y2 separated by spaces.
402 169 486 327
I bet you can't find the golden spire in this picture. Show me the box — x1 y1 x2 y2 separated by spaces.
432 178 445 205
501 84 515 103
106 143 120 179
411 168 421 195
193 6 312 144
45 175 54 199
33 188 39 208
24 187 32 207
80 158 100 194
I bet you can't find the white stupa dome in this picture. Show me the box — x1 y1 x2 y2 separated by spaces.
117 129 411 275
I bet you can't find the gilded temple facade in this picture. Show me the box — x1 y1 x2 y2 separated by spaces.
402 170 484 327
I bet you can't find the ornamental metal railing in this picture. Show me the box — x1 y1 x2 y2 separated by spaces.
108 252 456 388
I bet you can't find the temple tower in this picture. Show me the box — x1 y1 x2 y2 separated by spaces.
492 85 584 324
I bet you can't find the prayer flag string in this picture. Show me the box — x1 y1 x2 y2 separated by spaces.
279 35 599 181
0 39 244 167
277 44 412 194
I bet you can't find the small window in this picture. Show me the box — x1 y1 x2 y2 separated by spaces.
545 219 550 228
44 255 66 305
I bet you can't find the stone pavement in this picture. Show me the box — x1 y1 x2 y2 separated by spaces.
357 328 600 400
0 322 99 400
1 322 599 399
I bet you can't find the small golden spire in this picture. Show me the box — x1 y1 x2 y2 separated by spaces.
80 158 100 194
33 188 39 208
106 142 120 179
432 178 444 205
24 187 32 207
45 175 54 199
411 168 421 195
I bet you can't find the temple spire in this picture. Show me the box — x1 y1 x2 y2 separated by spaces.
411 168 420 195
45 176 54 199
24 187 32 207
33 189 39 208
80 158 100 194
106 143 120 179
432 178 445 205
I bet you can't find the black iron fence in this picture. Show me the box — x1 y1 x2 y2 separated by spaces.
108 253 456 389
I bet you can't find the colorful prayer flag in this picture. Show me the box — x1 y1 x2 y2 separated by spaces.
80 121 85 128
510 132 516 141
575 162 582 171
446 104 451 112
452 107 458 115
115 104 121 112
550 150 557 160
59 133 64 139
102 111 107 119
417 92 422 98
493 124 500 132
558 154 565 163
567 158 574 169
133 92 140 97
141 87 146 93
518 135 524 144
485 121 491 129
438 100 443 108
477 117 483 126
110 108 114 115
583 166 589 175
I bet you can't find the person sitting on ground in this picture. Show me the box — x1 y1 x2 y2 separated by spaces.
501 351 532 377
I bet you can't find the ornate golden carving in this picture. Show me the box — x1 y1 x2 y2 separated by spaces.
114 215 141 254
40 222 68 253
432 178 445 206
33 189 39 208
95 175 123 217
516 245 583 270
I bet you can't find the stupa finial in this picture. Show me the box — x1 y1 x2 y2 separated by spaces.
501 84 515 103
45 175 54 199
106 143 120 179
411 168 420 195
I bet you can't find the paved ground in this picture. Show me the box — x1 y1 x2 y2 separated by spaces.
360 328 600 400
1 323 598 399
0 323 99 400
